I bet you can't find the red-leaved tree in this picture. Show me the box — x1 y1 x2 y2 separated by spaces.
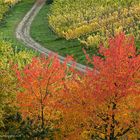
15 55 72 129
86 33 140 140
57 33 140 140
15 33 140 140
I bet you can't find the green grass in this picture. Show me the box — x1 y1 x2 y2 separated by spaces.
30 4 96 65
0 0 35 50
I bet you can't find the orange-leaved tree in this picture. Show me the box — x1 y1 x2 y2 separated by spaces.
84 33 140 139
57 33 140 140
15 55 72 131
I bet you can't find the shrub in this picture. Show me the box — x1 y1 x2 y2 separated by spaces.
46 0 53 5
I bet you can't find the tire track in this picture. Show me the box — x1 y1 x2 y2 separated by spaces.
16 0 91 72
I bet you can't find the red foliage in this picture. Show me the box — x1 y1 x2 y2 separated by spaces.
57 33 140 139
15 33 140 139
87 33 140 102
15 55 73 128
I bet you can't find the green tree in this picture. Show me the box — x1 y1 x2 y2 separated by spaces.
0 40 35 136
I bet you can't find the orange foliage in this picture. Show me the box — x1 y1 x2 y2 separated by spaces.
15 55 71 128
15 33 140 139
57 33 140 139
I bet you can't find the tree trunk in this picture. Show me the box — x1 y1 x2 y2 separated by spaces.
107 102 117 140
41 104 44 129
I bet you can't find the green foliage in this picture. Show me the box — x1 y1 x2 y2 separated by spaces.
0 40 35 69
0 40 35 135
0 68 17 127
0 38 55 138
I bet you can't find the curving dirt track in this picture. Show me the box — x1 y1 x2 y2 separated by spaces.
16 0 91 72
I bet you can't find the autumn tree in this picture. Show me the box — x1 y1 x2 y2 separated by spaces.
57 33 140 140
87 33 140 140
15 55 73 139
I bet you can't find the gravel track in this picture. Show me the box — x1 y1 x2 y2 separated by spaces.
16 0 91 72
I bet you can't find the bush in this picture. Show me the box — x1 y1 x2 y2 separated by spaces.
46 0 53 5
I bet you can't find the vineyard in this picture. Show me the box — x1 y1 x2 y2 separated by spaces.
49 0 140 48
0 0 140 139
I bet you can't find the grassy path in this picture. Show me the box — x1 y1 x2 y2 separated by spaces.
31 3 140 64
0 0 35 49
30 4 95 65
15 0 90 73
